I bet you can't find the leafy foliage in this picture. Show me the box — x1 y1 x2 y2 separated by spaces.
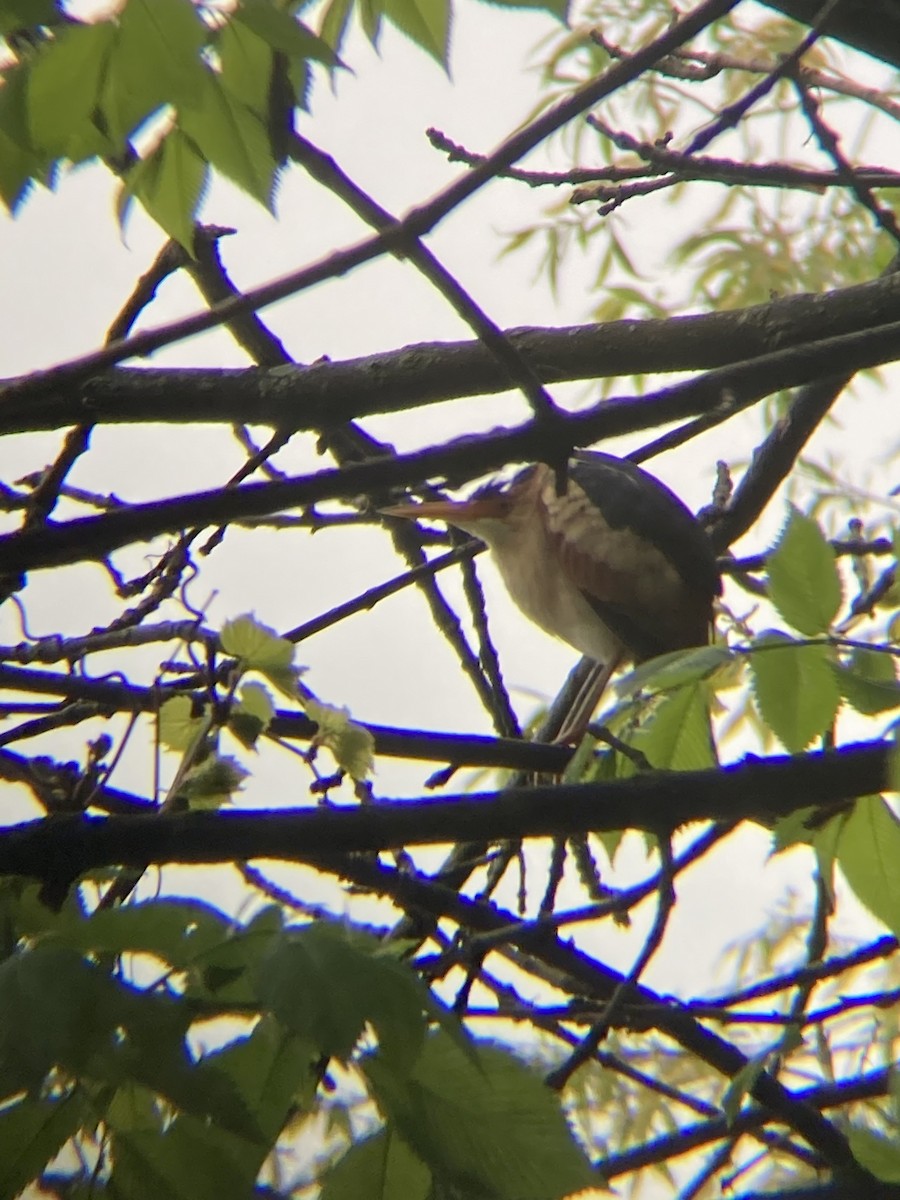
3 0 900 1197
0 0 567 242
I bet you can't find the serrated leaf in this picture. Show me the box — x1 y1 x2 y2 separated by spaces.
123 128 207 251
615 644 732 699
233 0 338 65
722 1051 767 1125
229 680 275 748
216 16 274 117
322 1129 431 1200
480 0 568 19
26 20 115 161
629 682 716 772
16 893 232 971
179 69 278 209
0 65 35 210
206 1015 317 1143
109 1116 257 1200
0 943 108 1098
767 507 842 635
220 613 299 696
849 1127 900 1183
187 907 283 1005
770 807 819 852
0 1 57 36
834 647 900 716
318 0 355 53
159 695 208 753
364 1032 595 1200
117 0 206 109
306 698 375 780
182 754 248 808
836 795 900 938
381 0 449 64
257 922 427 1072
0 1092 87 1198
748 633 839 752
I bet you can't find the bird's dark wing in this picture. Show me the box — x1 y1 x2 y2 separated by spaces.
569 452 721 603
537 454 719 662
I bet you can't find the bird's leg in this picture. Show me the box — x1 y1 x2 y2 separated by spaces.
555 655 621 744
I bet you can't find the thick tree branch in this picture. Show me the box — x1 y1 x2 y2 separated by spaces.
5 272 900 434
0 741 887 884
0 0 738 408
4 316 900 576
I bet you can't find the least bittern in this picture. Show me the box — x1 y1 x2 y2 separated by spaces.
384 452 720 736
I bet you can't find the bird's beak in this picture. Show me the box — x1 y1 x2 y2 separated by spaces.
380 497 508 524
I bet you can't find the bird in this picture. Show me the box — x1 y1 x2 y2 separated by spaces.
383 451 721 735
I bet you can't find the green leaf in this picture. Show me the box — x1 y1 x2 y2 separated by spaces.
615 644 732 699
767 507 842 635
105 1081 165 1135
229 680 275 748
216 16 275 118
318 0 355 53
0 1092 87 1199
849 1127 900 1183
17 893 231 971
206 1015 317 1144
158 694 208 752
0 942 108 1097
233 0 338 65
187 907 283 1004
365 1032 595 1200
748 633 840 752
834 647 900 716
182 754 249 808
109 1116 257 1200
257 921 427 1072
322 1129 431 1200
123 127 207 251
629 682 716 772
220 613 299 696
836 795 900 938
100 982 259 1140
179 69 278 209
0 1 57 36
306 698 375 780
0 64 35 210
116 0 206 109
771 806 820 852
381 0 449 65
26 20 115 161
721 1051 767 1125
478 0 568 19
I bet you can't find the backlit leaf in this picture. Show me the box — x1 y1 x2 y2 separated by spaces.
322 1129 431 1200
749 633 839 752
767 507 842 635
850 1127 900 1184
306 698 375 780
123 127 207 251
836 795 900 938
179 70 278 209
27 20 115 160
834 647 900 716
382 0 449 64
159 694 207 752
364 1032 595 1200
0 1092 87 1198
